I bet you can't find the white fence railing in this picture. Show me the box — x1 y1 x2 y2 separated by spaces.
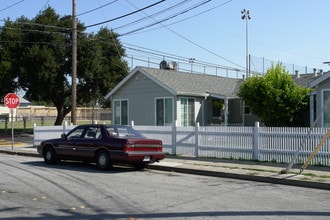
33 123 330 166
33 125 76 146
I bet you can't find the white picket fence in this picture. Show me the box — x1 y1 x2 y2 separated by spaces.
134 124 330 166
33 123 330 166
33 125 76 146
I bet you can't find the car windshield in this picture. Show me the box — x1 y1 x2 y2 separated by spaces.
106 126 145 138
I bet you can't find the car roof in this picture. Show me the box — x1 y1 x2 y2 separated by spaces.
75 124 131 128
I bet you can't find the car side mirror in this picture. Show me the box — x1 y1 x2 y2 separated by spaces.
61 133 67 139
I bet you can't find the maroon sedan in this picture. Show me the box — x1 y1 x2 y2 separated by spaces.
38 124 166 170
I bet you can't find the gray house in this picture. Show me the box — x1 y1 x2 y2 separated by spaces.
105 66 259 126
309 70 330 127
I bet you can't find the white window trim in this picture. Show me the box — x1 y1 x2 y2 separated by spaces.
241 100 251 115
113 99 129 125
178 97 196 126
321 89 330 127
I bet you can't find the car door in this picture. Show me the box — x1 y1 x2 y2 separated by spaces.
74 126 102 158
57 127 86 158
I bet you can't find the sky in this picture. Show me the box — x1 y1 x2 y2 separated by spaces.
1 0 329 78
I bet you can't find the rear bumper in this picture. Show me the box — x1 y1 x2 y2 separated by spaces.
110 151 166 163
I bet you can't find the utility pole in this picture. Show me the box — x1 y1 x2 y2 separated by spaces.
71 0 77 125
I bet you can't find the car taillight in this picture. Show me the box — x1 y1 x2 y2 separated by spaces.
123 141 163 151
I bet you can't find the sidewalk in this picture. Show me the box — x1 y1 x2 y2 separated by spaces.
0 135 329 190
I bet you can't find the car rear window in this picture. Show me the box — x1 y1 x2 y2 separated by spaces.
106 126 144 138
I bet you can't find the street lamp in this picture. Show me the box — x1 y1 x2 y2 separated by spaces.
241 9 251 78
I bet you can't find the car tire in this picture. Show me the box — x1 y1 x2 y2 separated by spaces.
96 151 112 170
43 146 57 164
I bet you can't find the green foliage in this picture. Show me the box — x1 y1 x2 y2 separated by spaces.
0 7 128 125
76 28 128 108
238 63 311 126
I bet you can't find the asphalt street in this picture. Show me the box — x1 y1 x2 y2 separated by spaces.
0 134 329 190
1 154 330 220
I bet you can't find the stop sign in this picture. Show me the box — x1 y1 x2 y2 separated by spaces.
4 93 20 109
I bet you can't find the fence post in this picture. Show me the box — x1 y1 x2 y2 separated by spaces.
195 122 199 157
23 116 27 132
63 121 67 134
252 121 259 160
4 115 8 134
33 123 36 146
172 121 177 155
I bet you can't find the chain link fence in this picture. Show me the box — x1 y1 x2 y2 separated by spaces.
250 55 322 75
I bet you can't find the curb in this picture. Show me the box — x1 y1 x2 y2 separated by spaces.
146 164 330 191
0 149 41 158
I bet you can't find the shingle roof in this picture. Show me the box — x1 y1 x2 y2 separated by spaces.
139 67 242 98
105 66 321 100
308 71 330 88
292 73 319 87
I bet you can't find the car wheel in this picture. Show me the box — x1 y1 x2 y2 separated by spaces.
96 151 112 170
43 146 57 164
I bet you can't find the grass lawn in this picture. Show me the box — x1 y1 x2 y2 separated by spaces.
0 119 111 136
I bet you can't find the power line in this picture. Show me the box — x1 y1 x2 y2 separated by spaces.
77 0 118 17
119 0 212 36
123 42 243 71
126 0 233 35
84 0 166 29
113 0 193 31
0 19 71 31
39 0 50 12
0 0 25 13
0 25 70 34
120 0 242 68
0 0 241 69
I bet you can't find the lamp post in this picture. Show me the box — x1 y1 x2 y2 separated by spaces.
241 9 251 78
71 0 77 125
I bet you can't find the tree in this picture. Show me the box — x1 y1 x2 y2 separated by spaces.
238 63 311 126
0 7 128 125
77 28 128 108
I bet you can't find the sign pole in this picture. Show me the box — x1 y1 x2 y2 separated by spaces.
11 109 14 151
3 93 20 151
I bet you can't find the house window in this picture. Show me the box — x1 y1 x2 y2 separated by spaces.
323 91 330 126
180 98 195 126
114 100 128 125
244 105 251 115
156 98 173 126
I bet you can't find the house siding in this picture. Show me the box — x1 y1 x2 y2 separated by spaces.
109 66 306 127
112 71 174 125
308 71 330 127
